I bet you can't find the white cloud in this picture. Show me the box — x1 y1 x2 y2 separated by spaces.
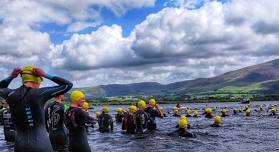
49 25 136 70
48 0 279 86
1 0 279 87
132 1 267 59
0 0 155 69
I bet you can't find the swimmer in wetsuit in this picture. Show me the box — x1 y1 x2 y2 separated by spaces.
145 99 164 131
0 66 73 152
65 90 96 152
115 108 125 123
1 102 15 142
211 115 221 127
172 109 181 117
45 95 69 152
122 105 137 134
134 100 150 134
98 106 113 133
169 115 194 138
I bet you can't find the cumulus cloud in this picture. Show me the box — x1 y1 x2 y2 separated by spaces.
132 1 267 60
0 0 155 71
49 25 139 70
1 0 279 87
47 0 279 86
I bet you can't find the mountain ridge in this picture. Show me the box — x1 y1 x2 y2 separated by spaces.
78 59 279 97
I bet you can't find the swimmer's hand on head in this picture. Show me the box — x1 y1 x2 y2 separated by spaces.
10 68 22 78
32 68 46 77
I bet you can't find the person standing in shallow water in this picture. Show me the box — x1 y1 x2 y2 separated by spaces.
115 108 125 123
145 98 164 131
98 106 113 133
65 90 96 152
1 101 15 142
0 66 73 152
45 95 69 152
122 105 137 134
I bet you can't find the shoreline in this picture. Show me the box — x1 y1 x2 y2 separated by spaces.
87 99 278 106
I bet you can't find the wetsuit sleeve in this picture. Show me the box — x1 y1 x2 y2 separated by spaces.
85 114 97 125
110 116 113 131
122 118 126 130
38 74 73 102
44 103 51 132
0 77 13 99
77 109 97 125
0 76 13 88
145 107 161 118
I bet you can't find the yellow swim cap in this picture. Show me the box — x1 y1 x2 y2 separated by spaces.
96 111 101 117
178 119 188 129
21 66 43 84
205 108 212 113
70 90 85 102
221 109 227 113
246 108 251 113
186 109 191 115
82 101 89 110
102 106 110 114
180 115 187 120
194 111 199 116
271 107 277 113
149 98 156 106
174 109 179 114
128 105 137 113
214 115 222 125
138 100 146 109
116 107 123 113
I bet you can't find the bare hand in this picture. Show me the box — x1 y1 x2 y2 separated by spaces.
32 68 46 77
10 68 22 78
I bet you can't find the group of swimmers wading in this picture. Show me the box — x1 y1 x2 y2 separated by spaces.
0 66 278 152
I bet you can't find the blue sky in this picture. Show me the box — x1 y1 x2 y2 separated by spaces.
39 0 230 44
39 1 165 44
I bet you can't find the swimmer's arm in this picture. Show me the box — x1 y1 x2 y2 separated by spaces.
0 77 13 99
152 109 163 118
0 68 21 88
122 118 126 130
110 117 114 131
44 104 50 132
39 74 73 101
0 76 13 88
80 110 97 125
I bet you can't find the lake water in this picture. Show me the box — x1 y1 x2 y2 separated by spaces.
1 101 279 152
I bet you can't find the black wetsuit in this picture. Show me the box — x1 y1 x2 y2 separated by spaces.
211 124 220 127
144 107 162 130
122 114 136 134
178 129 195 137
172 114 181 117
98 113 113 133
115 113 125 123
0 75 73 152
45 101 69 152
65 107 95 152
1 108 15 142
0 108 3 125
221 111 229 117
205 113 213 118
84 111 94 132
134 110 149 133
